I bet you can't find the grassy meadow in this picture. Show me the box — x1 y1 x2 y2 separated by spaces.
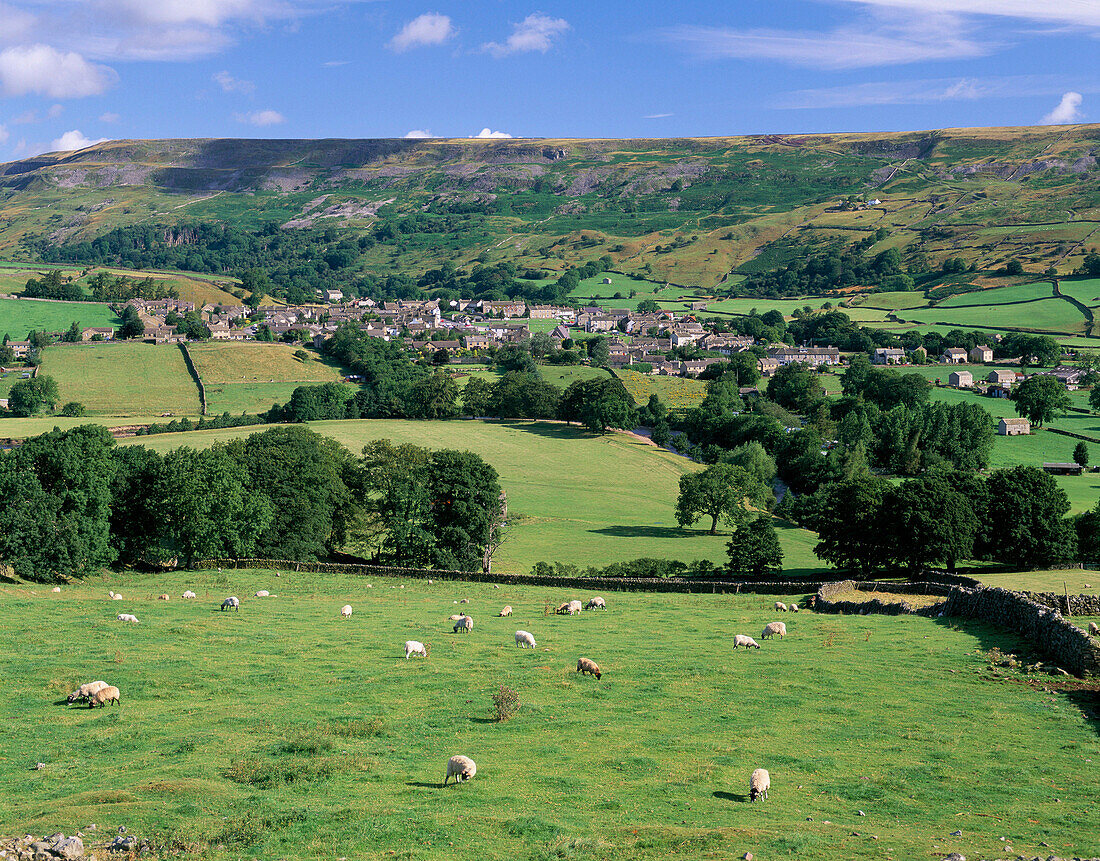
0 296 120 339
3 570 1098 861
40 342 201 416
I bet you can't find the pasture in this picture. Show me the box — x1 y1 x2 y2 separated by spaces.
614 369 708 409
0 296 119 339
40 342 201 416
3 571 1097 861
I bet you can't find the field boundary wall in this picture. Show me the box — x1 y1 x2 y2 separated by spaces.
178 343 207 415
814 579 951 616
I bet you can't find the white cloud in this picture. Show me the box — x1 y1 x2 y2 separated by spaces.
483 13 569 57
0 44 117 97
644 112 673 119
234 108 286 126
50 129 108 152
213 70 255 93
834 1 1100 28
403 129 434 138
388 13 455 52
323 60 349 67
473 128 513 139
1041 91 1084 124
99 111 120 123
47 103 63 118
661 11 986 69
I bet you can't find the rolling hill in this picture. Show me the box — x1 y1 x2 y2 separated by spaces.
1 126 1098 290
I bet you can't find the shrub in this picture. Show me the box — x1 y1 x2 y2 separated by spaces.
492 684 520 722
59 401 86 417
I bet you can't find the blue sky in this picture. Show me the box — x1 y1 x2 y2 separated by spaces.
0 0 1097 158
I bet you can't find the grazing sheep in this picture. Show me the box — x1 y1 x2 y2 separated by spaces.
1089 621 1100 637
221 597 240 611
499 606 513 617
576 657 602 680
774 602 787 612
459 598 470 604
404 640 428 659
158 594 169 601
453 616 473 633
52 587 61 593
116 613 139 623
255 590 270 598
749 768 770 802
515 630 537 648
788 603 799 613
182 591 196 599
761 621 787 640
733 634 761 649
568 600 583 614
448 614 465 621
443 755 476 786
585 597 606 610
555 602 571 615
68 681 108 704
89 686 121 709
341 604 353 620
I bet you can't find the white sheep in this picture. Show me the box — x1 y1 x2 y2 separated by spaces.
733 634 760 649
576 657 602 680
116 613 139 623
1089 621 1100 637
221 597 240 611
341 604 353 620
67 681 108 704
448 614 465 621
51 587 61 593
443 754 476 786
774 601 788 612
749 768 770 802
89 686 121 708
158 594 169 601
499 606 513 617
459 598 470 604
585 597 606 610
453 616 473 633
761 621 786 640
182 591 197 599
255 590 270 598
568 599 583 614
788 603 799 613
404 640 428 659
515 630 536 648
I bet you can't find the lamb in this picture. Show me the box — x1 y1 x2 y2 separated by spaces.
182 591 196 599
108 591 123 600
404 640 428 659
158 594 169 601
1089 621 1100 637
515 630 537 648
255 590 270 598
68 681 108 704
453 616 473 633
499 606 513 617
733 634 760 649
221 597 240 611
116 613 139 623
89 686 121 709
788 603 799 613
585 597 606 610
341 604 353 620
761 621 787 640
749 768 770 802
443 754 476 786
774 602 788 612
576 657 602 680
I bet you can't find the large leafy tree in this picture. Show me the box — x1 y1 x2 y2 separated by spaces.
1010 374 1070 427
558 377 637 433
675 463 768 535
726 516 784 577
8 375 59 417
812 476 890 576
766 362 823 413
880 472 978 573
985 466 1076 568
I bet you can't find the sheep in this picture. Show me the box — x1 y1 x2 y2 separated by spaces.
568 600 583 614
1089 621 1100 637
221 597 240 611
576 657 602 680
733 634 760 649
555 602 571 615
453 616 473 633
404 640 428 659
116 613 139 623
459 598 470 604
788 603 799 613
515 630 536 648
499 606 513 617
341 604 353 620
749 768 770 802
443 754 476 786
448 614 465 621
52 587 61 593
158 594 169 601
182 591 196 599
761 621 787 640
774 601 788 612
255 590 270 598
585 597 606 610
67 681 108 704
89 686 121 709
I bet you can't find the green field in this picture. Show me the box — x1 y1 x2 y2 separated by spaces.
536 364 612 389
1053 277 1100 309
119 418 821 574
900 298 1087 335
40 343 201 416
936 281 1055 307
0 296 120 339
3 570 1097 861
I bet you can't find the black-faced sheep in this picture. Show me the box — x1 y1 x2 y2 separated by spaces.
158 594 169 601
221 597 240 611
443 755 476 786
762 621 786 640
576 657 601 680
116 613 139 623
341 604 353 620
750 767 770 801
1089 621 1099 637
788 603 799 613
774 601 787 612
182 591 196 599
453 616 473 633
585 597 606 610
515 630 536 648
733 634 760 649
89 686 120 708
